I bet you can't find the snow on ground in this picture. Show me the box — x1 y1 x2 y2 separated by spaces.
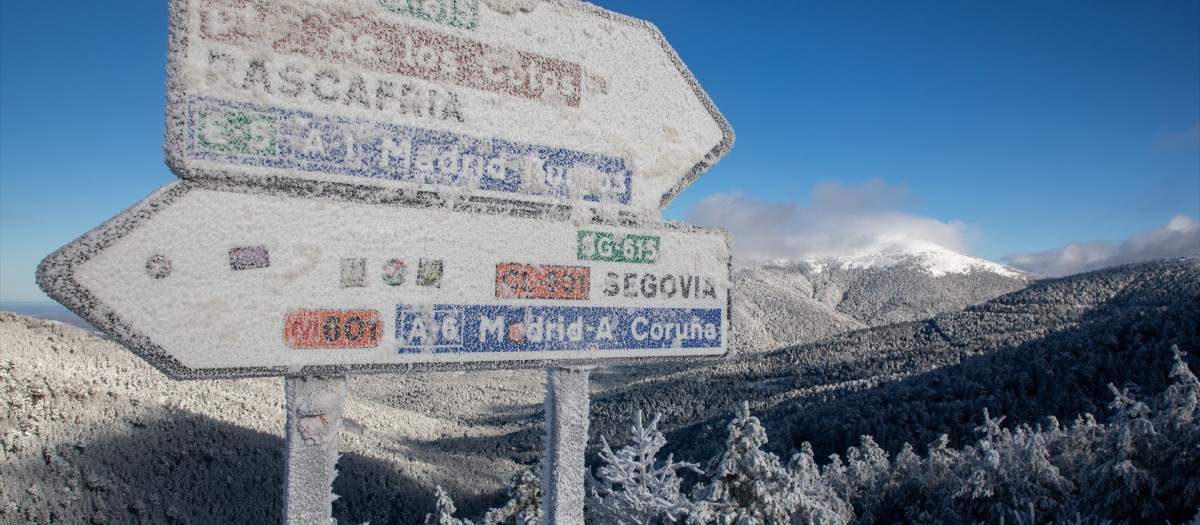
0 311 544 523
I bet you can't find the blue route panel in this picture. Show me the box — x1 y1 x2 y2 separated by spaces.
395 304 723 354
185 96 633 206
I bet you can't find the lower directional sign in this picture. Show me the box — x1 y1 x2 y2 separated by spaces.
37 181 732 379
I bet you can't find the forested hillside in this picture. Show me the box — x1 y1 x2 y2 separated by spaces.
592 257 1200 464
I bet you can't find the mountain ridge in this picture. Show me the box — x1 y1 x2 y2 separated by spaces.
768 239 1029 278
733 241 1037 352
592 256 1200 463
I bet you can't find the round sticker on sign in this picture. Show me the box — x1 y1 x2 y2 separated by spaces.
382 259 407 286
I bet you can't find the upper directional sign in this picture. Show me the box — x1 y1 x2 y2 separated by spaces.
164 0 733 215
37 182 731 379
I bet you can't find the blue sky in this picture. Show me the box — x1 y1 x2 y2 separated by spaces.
2 1 1198 301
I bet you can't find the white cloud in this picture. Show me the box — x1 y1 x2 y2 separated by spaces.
1002 215 1200 277
810 177 917 212
1157 122 1200 150
685 179 974 260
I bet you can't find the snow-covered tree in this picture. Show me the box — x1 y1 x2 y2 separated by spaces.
947 409 1073 522
1156 344 1200 510
1082 383 1164 520
482 468 543 525
787 442 852 525
1074 345 1200 522
690 402 796 524
839 436 892 522
588 410 701 524
425 486 473 525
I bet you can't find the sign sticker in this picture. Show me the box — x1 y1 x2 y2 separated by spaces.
341 258 368 288
376 0 479 30
284 309 383 349
229 246 270 270
146 254 173 279
577 231 659 264
187 97 633 206
496 263 590 300
416 259 444 287
396 304 722 354
382 259 408 286
197 0 582 107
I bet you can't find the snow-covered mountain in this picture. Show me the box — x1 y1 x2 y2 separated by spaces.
733 241 1037 352
806 239 1026 278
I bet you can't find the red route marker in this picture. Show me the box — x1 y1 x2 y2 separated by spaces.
197 0 583 107
496 263 589 300
284 309 382 349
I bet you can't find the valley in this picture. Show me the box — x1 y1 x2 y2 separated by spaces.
2 254 1196 523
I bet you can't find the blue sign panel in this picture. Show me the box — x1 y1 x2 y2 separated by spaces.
186 96 633 206
395 304 722 354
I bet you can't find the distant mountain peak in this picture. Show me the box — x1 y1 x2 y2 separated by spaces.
735 239 1037 352
798 240 1030 279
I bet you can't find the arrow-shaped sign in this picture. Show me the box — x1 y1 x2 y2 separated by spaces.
38 181 731 379
165 0 733 217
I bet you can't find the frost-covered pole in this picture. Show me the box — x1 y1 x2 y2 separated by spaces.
542 366 593 524
283 375 348 525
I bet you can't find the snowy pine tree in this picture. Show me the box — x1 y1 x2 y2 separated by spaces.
1075 345 1200 522
689 402 796 524
425 486 473 525
787 443 852 525
839 436 892 522
1156 345 1200 513
482 468 543 525
587 411 701 524
948 409 1073 522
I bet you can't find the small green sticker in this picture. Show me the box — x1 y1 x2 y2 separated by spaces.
196 105 278 157
378 0 479 30
341 258 367 288
417 259 444 287
577 231 660 264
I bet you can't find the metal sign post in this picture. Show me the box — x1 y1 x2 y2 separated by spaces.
542 366 593 524
40 0 734 521
283 375 347 525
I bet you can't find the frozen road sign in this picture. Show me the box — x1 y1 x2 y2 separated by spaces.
164 0 733 216
37 182 731 380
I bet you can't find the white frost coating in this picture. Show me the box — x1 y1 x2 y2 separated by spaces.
542 366 591 524
809 239 1025 278
65 183 731 373
165 0 731 215
283 375 347 525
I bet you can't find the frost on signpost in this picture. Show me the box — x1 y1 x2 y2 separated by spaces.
283 375 347 525
33 0 731 522
542 366 592 525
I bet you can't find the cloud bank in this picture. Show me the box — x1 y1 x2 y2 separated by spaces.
1002 215 1200 277
685 178 974 260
